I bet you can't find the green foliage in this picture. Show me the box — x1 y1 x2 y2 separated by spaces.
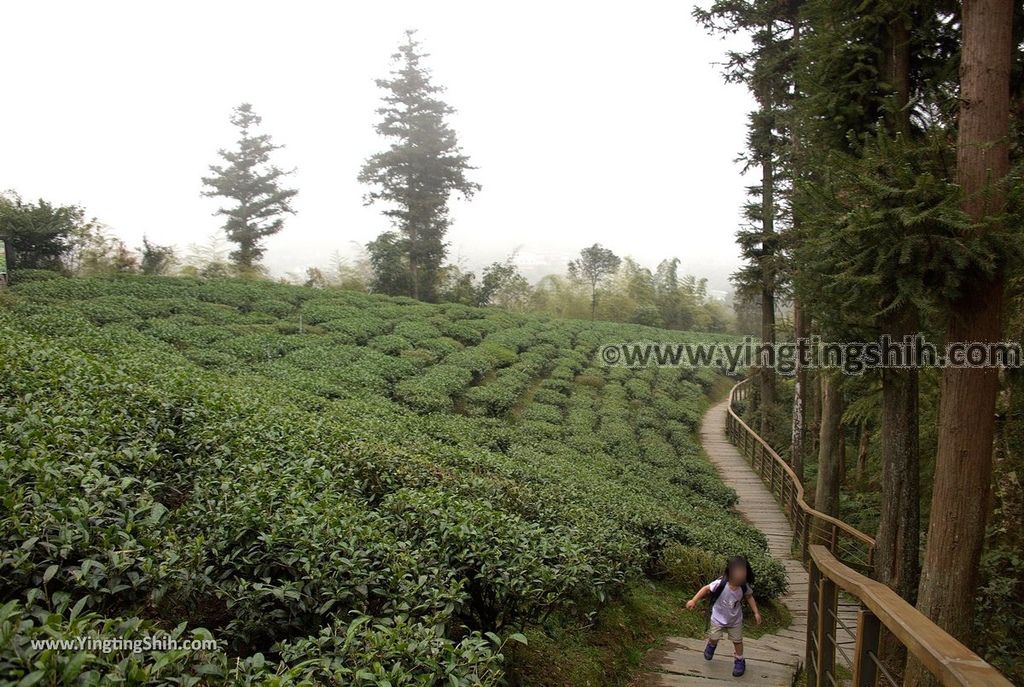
567 244 622 319
359 31 479 302
366 231 412 297
0 275 779 684
396 364 474 412
201 103 298 269
139 236 177 276
0 192 93 272
794 131 1018 335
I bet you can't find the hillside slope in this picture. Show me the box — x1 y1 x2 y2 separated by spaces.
0 275 784 685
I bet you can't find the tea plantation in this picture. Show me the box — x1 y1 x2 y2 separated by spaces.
0 274 785 685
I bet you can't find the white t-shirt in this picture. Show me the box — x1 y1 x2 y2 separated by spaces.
709 578 751 628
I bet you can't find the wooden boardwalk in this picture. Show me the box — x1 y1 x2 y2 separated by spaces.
637 399 857 686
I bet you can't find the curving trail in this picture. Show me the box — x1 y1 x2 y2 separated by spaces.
636 399 856 686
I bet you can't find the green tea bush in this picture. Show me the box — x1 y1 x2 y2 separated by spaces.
531 387 567 408
368 334 412 355
251 299 295 318
521 403 562 424
393 320 443 342
8 268 61 282
0 276 774 684
396 365 473 412
436 319 486 345
446 342 517 376
420 336 464 357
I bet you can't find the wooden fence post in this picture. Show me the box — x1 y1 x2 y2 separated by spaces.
807 562 821 687
853 608 881 687
817 576 837 686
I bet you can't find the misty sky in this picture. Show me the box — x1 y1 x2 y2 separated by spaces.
1 1 755 292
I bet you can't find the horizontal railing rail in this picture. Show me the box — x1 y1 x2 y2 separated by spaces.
725 377 1012 687
808 545 1012 687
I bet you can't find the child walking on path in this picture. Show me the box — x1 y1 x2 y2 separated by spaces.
686 555 762 677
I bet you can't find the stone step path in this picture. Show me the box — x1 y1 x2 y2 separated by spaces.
637 399 856 686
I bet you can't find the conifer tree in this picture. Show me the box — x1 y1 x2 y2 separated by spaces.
791 5 969 634
908 3 1014 681
360 31 479 302
695 1 796 435
202 103 297 271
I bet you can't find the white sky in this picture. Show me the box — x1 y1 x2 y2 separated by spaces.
1 0 754 291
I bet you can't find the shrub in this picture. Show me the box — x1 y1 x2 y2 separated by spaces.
522 403 562 424
9 268 62 282
0 276 773 684
656 544 721 588
396 364 473 412
369 334 412 355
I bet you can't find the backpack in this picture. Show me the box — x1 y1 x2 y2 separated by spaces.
705 575 752 628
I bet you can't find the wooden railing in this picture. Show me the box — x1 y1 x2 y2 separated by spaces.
726 378 1012 687
808 546 1012 687
727 378 875 572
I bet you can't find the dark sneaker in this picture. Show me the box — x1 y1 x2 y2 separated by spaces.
703 642 716 660
733 657 746 677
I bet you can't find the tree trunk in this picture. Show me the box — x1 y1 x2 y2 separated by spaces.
837 422 846 484
759 158 776 437
875 308 921 605
907 2 1012 683
873 15 921 677
856 424 870 484
882 12 911 135
808 368 821 463
408 227 420 301
875 310 921 676
814 372 843 543
791 300 809 481
756 40 777 437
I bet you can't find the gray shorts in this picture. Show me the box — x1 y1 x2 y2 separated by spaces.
708 622 743 643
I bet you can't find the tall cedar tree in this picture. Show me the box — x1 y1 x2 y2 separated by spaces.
695 1 795 436
813 371 843 535
798 0 926 603
202 103 297 270
907 3 1014 683
792 5 970 646
791 2 955 537
360 31 479 303
786 2 808 482
792 1 1018 679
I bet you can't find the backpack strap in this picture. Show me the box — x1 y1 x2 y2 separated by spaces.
704 575 728 629
708 575 729 605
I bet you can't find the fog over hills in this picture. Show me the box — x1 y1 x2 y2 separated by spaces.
0 0 752 297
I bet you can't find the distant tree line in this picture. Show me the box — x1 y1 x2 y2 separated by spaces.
310 242 732 332
0 29 731 332
0 192 152 276
0 187 730 330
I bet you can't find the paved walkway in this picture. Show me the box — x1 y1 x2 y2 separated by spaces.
637 399 856 686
